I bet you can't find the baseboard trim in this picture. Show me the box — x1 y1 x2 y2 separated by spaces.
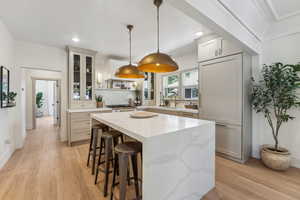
292 157 300 168
0 148 14 169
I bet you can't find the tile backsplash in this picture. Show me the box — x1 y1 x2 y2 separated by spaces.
95 89 136 105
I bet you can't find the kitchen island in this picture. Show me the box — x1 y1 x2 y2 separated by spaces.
137 105 199 118
91 111 215 200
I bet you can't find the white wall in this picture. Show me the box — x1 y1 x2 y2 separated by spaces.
257 33 300 168
15 41 68 141
0 20 22 168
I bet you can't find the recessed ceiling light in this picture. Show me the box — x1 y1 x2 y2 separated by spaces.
195 32 203 37
72 37 80 42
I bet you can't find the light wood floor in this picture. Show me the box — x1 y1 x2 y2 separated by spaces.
0 117 300 200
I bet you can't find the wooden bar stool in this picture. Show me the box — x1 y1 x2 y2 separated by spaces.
87 123 108 175
110 142 142 200
95 130 124 197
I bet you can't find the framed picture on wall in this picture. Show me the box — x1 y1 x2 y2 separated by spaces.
0 66 10 108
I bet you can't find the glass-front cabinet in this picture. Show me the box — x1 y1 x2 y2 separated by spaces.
143 72 156 105
67 46 97 109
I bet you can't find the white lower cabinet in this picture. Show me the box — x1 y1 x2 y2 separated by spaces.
67 110 112 145
216 123 242 160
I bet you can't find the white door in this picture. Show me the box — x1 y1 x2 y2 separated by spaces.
198 38 221 62
53 81 57 124
200 54 242 125
53 80 61 126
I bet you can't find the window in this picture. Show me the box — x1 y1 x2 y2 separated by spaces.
163 74 179 97
162 69 199 100
182 70 198 100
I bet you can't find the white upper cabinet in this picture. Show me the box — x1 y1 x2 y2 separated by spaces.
67 46 97 109
220 38 242 57
198 37 241 62
198 38 221 62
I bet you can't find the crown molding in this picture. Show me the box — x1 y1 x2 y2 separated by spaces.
266 0 300 21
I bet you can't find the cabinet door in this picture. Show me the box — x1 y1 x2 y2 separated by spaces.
84 56 93 100
143 72 155 103
216 123 242 159
221 39 241 57
200 54 242 125
72 54 81 100
198 38 221 62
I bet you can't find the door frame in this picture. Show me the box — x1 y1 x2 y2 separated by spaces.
32 77 62 129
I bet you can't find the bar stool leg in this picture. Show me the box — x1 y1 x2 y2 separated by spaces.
92 128 99 175
87 128 94 167
110 154 118 200
95 138 104 184
131 154 140 200
119 153 129 200
104 137 113 197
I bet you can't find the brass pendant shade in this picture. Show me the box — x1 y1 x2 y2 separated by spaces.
115 64 145 78
115 25 145 79
138 52 178 73
138 0 178 73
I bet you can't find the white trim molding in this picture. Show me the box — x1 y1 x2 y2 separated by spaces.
292 157 300 169
266 0 300 21
0 148 14 169
169 0 262 55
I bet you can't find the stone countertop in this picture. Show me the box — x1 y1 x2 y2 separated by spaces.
67 107 113 113
91 111 212 142
137 105 199 114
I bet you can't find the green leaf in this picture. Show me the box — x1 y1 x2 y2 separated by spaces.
294 64 300 72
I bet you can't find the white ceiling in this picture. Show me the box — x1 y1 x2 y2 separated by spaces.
0 0 211 60
266 0 300 20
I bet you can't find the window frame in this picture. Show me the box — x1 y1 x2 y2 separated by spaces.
162 73 180 98
161 68 199 100
181 69 199 100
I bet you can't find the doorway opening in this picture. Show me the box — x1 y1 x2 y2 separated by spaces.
32 79 61 129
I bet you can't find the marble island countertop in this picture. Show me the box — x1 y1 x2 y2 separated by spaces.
137 105 199 114
67 107 112 113
91 111 210 142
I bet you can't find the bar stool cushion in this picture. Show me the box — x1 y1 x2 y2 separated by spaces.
115 142 142 155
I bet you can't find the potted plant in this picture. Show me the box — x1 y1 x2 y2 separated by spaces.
36 92 44 117
251 63 300 171
96 95 104 108
7 91 17 107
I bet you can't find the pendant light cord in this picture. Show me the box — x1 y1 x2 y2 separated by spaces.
129 27 132 65
127 25 133 65
157 5 160 53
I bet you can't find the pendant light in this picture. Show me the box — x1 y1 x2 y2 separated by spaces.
138 0 178 73
115 25 145 79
